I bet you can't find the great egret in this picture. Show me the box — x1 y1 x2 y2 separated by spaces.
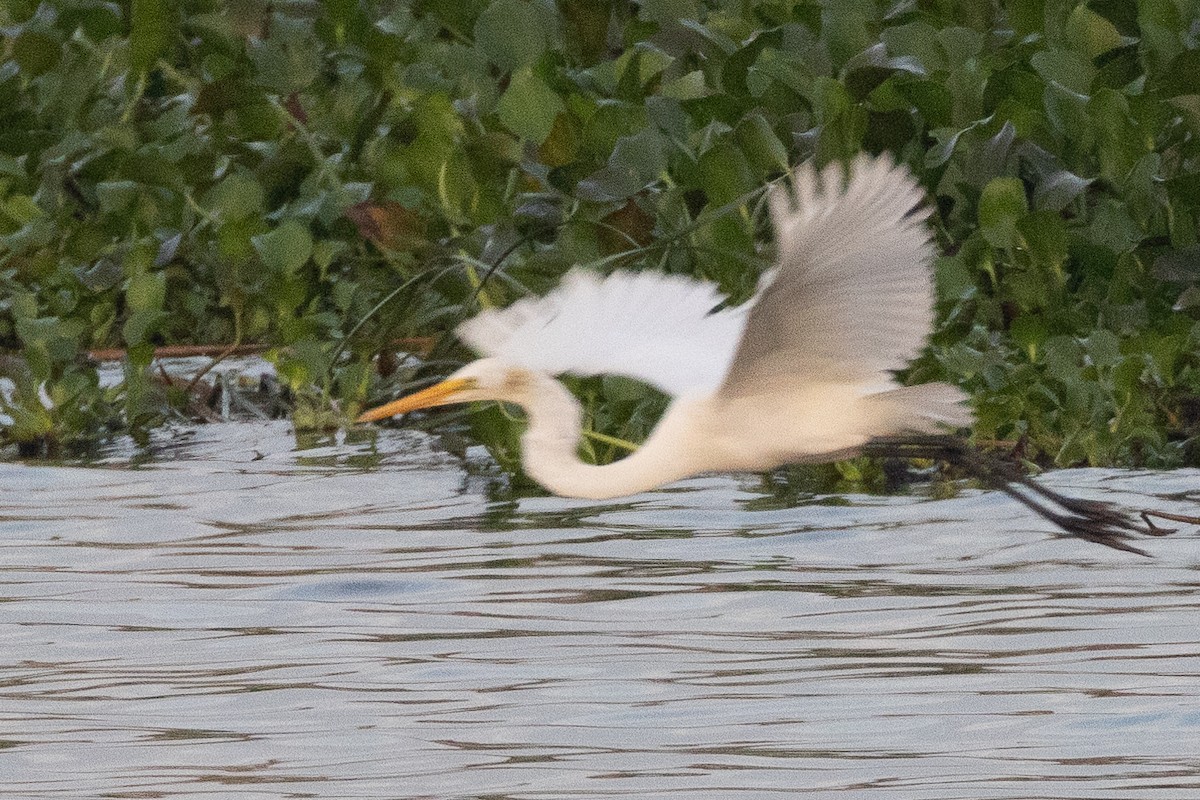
359 154 1164 554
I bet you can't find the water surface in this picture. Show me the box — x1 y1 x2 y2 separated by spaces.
2 421 1198 799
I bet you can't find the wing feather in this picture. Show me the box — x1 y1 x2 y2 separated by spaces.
719 153 935 397
456 269 747 397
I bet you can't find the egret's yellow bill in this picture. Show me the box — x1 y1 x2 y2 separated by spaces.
356 378 473 423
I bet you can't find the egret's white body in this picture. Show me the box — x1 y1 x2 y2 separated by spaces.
360 154 972 498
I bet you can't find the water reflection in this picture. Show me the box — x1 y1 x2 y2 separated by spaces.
2 421 1198 798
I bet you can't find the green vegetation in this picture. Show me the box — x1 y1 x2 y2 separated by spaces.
1 0 1198 473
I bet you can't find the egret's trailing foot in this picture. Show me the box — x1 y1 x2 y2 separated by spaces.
862 435 1164 556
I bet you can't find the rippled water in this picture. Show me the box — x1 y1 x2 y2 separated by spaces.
2 421 1199 799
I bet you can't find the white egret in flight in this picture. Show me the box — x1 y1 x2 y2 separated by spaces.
359 154 1163 554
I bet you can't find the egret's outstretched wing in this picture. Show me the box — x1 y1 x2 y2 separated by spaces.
720 154 935 397
457 269 747 397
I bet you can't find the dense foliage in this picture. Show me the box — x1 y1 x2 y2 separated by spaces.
2 0 1199 473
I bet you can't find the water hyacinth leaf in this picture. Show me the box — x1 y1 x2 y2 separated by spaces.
1030 49 1096 95
497 67 564 144
1042 335 1084 383
95 180 139 218
1152 246 1200 283
1169 95 1200 136
1064 4 1122 59
1018 212 1068 273
925 120 979 168
252 220 313 275
934 254 974 302
1173 286 1200 311
249 16 321 93
978 177 1028 247
1034 169 1091 211
126 270 166 313
1093 44 1142 91
1085 329 1122 368
1007 0 1046 36
881 21 944 73
661 70 707 100
721 28 783 97
559 0 612 64
813 78 867 164
1086 0 1140 36
10 19 61 76
129 0 173 75
1147 49 1200 97
1009 314 1047 358
1090 200 1143 254
937 26 983 65
538 112 582 166
474 0 548 71
16 317 85 366
596 199 655 255
842 43 926 101
735 113 789 173
578 127 666 201
122 310 165 347
3 193 43 225
964 120 1016 186
639 0 699 26
822 0 875 68
206 173 265 222
698 140 755 205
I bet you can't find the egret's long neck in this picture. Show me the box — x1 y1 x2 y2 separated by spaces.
516 376 701 500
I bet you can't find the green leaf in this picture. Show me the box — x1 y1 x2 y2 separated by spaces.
559 0 613 64
130 0 173 75
1018 212 1068 273
735 113 789 173
252 220 314 275
578 127 666 201
206 173 265 221
1010 314 1047 359
126 270 166 313
96 180 139 218
822 0 875 68
640 0 699 26
1030 49 1096 95
1153 246 1200 283
1065 5 1122 59
978 177 1028 247
15 317 85 364
474 0 548 71
1146 49 1200 97
698 140 755 206
1043 336 1083 383
11 30 60 76
1033 169 1091 211
496 67 564 144
3 194 43 225
249 16 321 93
1085 329 1122 368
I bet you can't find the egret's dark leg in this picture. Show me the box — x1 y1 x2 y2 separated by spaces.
862 435 1165 556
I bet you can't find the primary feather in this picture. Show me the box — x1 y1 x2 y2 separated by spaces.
720 153 935 397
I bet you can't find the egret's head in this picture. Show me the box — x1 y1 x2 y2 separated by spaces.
356 358 533 423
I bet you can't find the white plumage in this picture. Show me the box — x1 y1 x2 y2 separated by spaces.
362 153 971 497
457 268 748 396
